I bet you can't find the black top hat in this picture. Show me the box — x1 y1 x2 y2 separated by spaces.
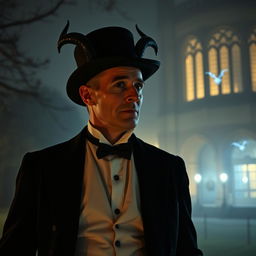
57 21 160 105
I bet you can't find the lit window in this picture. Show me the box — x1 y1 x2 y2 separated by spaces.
232 44 243 93
185 55 195 101
249 28 256 92
208 48 219 96
234 164 256 200
231 139 256 206
185 37 204 101
196 52 205 99
220 46 231 94
208 28 243 95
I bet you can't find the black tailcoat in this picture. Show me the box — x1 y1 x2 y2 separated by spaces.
0 127 203 256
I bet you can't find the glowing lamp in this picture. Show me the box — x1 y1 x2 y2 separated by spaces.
194 173 202 183
242 176 248 184
219 173 228 183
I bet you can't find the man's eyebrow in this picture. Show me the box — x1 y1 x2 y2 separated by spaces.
111 75 129 82
111 75 144 83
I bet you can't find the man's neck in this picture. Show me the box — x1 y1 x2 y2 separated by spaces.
88 122 127 145
102 130 126 145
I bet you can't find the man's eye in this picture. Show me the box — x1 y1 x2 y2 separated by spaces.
135 82 144 91
114 81 126 88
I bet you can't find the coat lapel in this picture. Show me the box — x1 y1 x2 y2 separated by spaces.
131 134 179 256
45 128 87 254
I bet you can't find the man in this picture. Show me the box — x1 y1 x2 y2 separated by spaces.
0 22 203 255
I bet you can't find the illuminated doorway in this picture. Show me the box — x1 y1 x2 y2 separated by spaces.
231 140 256 207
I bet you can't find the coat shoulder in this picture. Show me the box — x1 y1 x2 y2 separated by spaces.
133 136 179 160
25 128 86 160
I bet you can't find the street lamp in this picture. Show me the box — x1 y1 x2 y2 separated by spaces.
219 173 228 183
194 173 202 207
219 172 228 208
242 176 248 184
194 173 202 184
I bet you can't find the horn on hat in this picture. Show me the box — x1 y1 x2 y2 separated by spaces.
57 20 93 65
135 25 158 57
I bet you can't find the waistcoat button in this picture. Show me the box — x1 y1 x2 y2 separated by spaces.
113 174 120 181
114 208 120 215
115 240 121 247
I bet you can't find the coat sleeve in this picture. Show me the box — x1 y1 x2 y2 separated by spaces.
175 156 203 256
0 153 39 255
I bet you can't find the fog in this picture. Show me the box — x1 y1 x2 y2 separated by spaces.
1 0 256 255
0 0 162 201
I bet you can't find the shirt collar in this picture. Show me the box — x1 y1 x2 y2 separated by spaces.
87 121 134 146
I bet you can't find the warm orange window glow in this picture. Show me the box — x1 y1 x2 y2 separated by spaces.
208 28 242 96
196 52 205 99
249 29 256 92
249 43 256 92
208 48 219 96
232 44 243 93
185 55 195 101
184 37 204 102
220 46 231 94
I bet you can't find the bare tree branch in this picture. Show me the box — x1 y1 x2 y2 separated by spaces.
88 0 131 19
0 81 39 96
0 0 129 112
0 0 71 108
0 0 72 29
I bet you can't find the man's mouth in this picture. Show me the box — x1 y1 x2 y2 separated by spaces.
120 109 138 114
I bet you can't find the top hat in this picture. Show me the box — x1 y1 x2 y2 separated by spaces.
57 21 160 105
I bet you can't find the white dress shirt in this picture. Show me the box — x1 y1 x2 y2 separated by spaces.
74 123 145 256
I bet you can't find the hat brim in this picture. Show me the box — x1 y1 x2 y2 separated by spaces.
67 57 160 105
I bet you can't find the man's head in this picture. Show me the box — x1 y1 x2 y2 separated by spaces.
57 21 160 106
79 66 143 135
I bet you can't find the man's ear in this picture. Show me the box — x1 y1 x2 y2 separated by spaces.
79 85 96 106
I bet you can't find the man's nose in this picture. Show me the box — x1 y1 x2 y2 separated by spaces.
125 87 141 103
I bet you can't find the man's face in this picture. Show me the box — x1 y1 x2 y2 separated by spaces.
80 66 144 135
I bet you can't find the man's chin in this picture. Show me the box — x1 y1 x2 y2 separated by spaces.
126 119 139 129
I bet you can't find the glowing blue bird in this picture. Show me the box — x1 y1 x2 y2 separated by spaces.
205 69 228 85
231 140 248 151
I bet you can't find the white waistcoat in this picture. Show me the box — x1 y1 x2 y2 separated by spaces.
75 126 145 256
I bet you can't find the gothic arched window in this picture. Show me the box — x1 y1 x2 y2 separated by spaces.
185 37 205 101
249 28 256 92
208 28 243 96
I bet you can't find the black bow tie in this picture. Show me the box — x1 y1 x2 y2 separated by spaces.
86 130 132 160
